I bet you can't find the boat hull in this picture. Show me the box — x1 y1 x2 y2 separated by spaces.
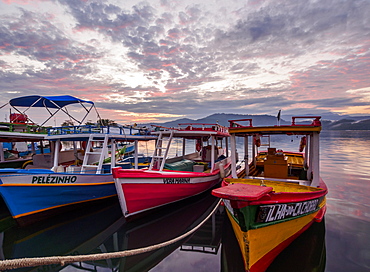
212 180 327 272
113 162 231 217
0 170 116 226
225 203 325 272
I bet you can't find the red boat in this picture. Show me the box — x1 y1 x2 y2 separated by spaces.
212 116 328 272
112 123 231 218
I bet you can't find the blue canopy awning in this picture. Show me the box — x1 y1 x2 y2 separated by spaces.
9 95 94 109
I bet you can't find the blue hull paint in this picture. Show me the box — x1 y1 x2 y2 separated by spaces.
0 183 116 218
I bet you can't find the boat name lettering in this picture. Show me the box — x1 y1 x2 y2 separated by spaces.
31 176 77 184
163 178 190 184
256 198 320 223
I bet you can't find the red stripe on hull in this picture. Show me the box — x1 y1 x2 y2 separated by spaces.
112 161 231 179
314 205 326 222
121 180 219 215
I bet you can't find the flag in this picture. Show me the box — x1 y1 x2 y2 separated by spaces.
277 110 281 121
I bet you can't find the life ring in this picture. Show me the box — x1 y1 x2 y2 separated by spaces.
254 135 261 147
21 160 33 169
196 139 202 152
299 136 306 152
81 141 87 150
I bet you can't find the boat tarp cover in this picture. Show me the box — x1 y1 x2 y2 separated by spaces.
164 159 195 171
9 95 94 109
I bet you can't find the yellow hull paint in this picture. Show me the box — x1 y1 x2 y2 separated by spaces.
226 208 320 270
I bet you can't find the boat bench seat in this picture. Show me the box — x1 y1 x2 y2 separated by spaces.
25 150 76 169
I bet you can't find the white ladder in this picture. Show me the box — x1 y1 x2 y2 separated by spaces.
149 130 174 171
81 134 109 174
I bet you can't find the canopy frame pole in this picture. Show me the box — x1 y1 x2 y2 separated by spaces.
111 139 116 170
0 142 4 162
8 96 97 127
230 134 237 178
0 102 9 110
210 136 215 172
244 136 249 175
311 132 320 187
10 97 43 125
225 136 229 158
40 100 81 126
133 140 138 169
78 102 99 125
52 140 61 169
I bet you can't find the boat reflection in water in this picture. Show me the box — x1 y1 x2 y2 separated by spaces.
267 219 326 272
89 192 223 272
0 192 325 272
0 197 124 272
0 192 223 272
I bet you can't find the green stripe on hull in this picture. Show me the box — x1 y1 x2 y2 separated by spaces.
225 196 325 232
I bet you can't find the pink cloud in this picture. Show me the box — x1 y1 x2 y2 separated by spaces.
144 52 159 56
73 26 95 33
2 0 31 4
2 0 47 5
164 48 179 55
0 43 11 49
289 50 370 102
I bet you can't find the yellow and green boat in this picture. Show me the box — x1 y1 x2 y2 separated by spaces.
212 116 327 272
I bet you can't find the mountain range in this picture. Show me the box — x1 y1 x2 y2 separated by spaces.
144 113 370 130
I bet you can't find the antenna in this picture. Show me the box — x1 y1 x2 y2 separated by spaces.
276 110 281 126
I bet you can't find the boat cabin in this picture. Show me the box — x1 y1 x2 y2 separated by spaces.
228 116 322 187
150 123 230 173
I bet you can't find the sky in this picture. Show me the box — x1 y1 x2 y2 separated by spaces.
0 0 370 125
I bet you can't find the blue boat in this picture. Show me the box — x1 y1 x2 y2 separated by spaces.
0 95 156 226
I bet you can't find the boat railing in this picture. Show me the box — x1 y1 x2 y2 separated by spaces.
178 123 229 133
152 123 229 133
0 121 49 134
291 116 321 126
228 117 322 128
151 124 174 131
47 125 151 136
228 119 253 128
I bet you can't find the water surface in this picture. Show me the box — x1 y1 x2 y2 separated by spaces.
0 130 369 272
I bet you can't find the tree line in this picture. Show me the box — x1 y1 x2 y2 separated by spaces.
61 119 117 127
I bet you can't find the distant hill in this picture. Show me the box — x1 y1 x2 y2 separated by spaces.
143 113 370 130
326 119 370 130
147 113 286 127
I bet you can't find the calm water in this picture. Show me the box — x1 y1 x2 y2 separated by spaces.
0 130 369 272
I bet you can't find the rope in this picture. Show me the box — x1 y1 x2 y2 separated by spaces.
0 199 221 270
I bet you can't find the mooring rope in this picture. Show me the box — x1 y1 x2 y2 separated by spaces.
0 199 221 270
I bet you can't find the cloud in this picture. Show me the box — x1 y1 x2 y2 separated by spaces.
0 0 370 124
0 9 101 64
